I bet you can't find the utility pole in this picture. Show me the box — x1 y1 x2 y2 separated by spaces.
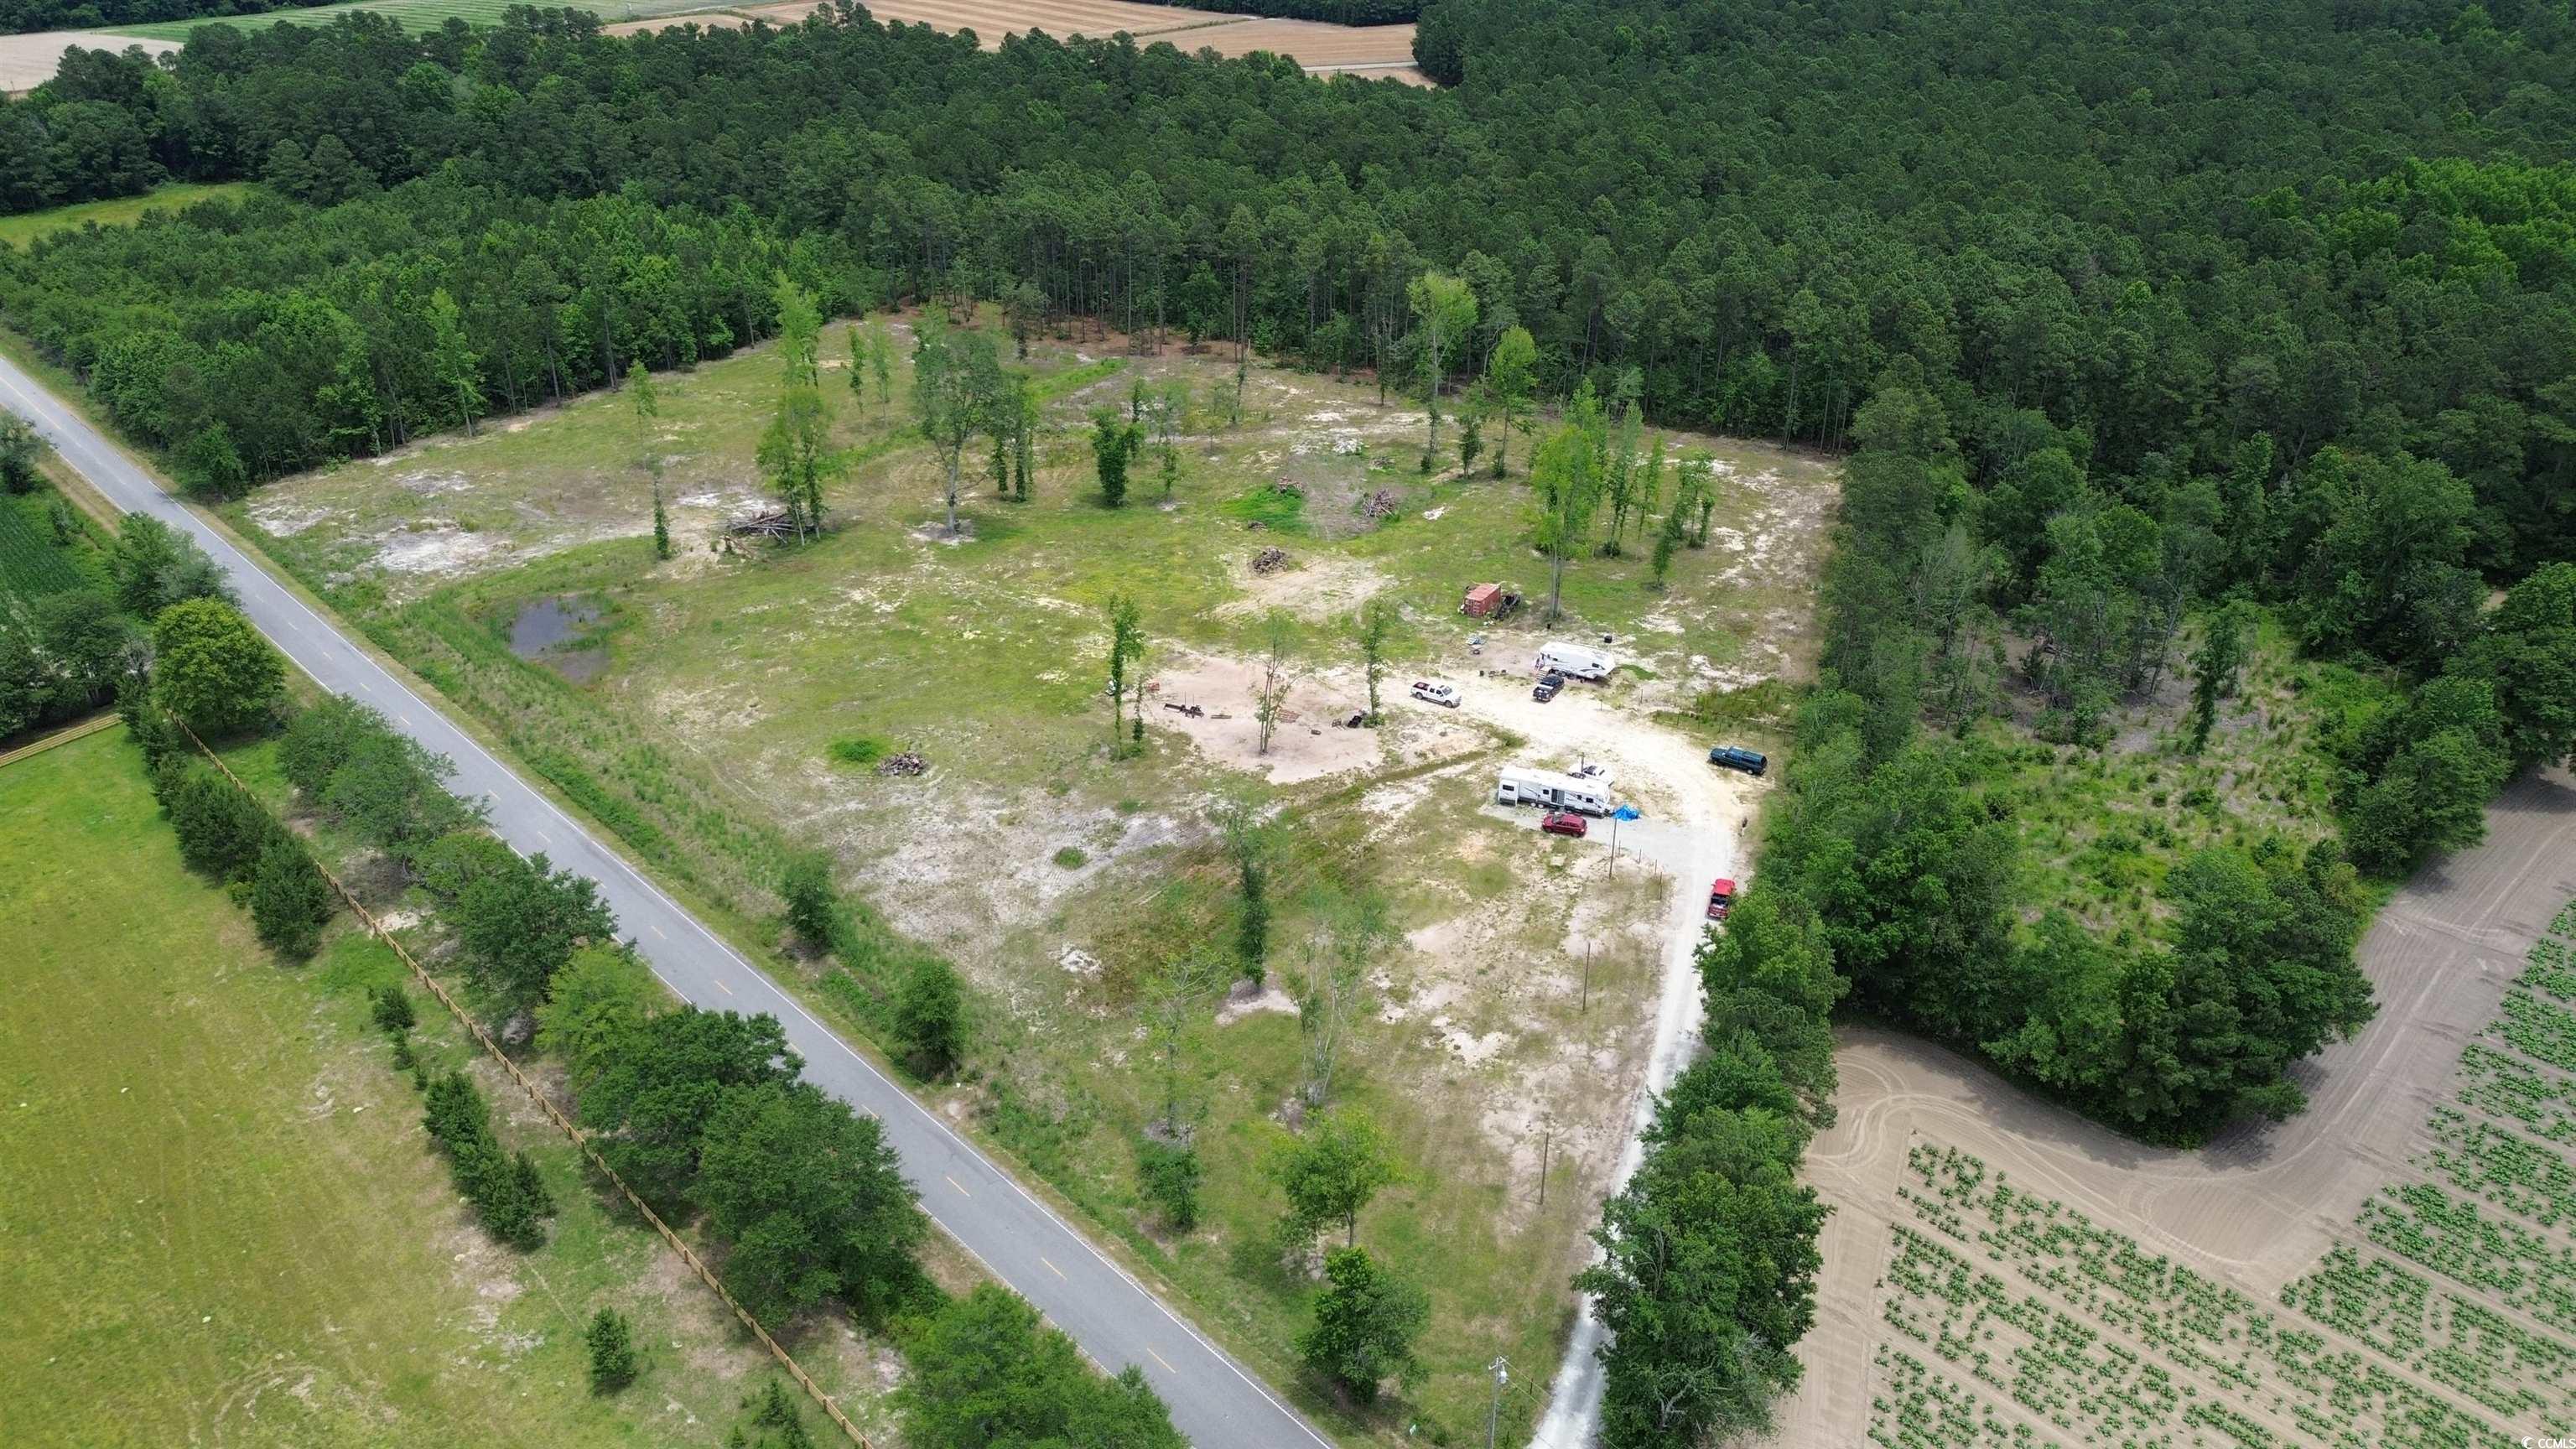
1483 1355 1510 1449
1580 941 1593 1014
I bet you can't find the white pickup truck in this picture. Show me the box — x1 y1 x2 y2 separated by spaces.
1410 680 1461 708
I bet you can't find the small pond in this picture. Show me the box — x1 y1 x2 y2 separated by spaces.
506 595 608 683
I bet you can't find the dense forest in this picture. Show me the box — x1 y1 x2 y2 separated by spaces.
6 0 2576 1440
1134 0 1417 22
0 0 291 36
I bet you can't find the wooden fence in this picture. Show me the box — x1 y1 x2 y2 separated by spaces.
178 720 873 1447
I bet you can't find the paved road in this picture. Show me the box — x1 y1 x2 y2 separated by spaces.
0 351 1327 1449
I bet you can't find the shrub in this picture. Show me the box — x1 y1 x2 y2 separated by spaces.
586 1307 639 1392
894 958 965 1076
826 735 888 766
1135 1138 1202 1232
1052 845 1088 869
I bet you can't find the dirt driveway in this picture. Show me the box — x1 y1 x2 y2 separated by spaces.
1771 765 2576 1446
1418 659 1770 1446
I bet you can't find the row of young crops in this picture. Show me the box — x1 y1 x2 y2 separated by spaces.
1867 899 2576 1449
1873 1145 2500 1449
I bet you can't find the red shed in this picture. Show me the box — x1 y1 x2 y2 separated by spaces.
1462 582 1503 617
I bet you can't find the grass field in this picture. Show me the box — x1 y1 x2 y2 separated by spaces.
0 182 257 250
226 315 1831 1441
107 0 726 39
0 729 897 1448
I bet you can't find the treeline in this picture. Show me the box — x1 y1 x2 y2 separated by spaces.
0 0 2564 581
1576 880 1839 1445
0 0 290 34
117 640 1184 1444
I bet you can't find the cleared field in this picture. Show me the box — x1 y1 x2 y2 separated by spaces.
0 28 171 90
0 181 258 250
230 319 1831 1441
627 0 1425 77
105 0 721 39
1781 767 2576 1449
0 730 896 1448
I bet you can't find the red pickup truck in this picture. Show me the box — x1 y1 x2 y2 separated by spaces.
1706 878 1737 920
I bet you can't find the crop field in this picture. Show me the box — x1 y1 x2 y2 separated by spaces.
0 730 897 1448
106 0 724 39
0 29 174 91
1846 893 2576 1449
615 0 1426 79
0 484 96 600
229 314 1834 1440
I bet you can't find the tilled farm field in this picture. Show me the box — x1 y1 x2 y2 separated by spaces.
614 0 1426 80
1776 769 2576 1449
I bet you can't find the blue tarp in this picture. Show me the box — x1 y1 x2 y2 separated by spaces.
1612 804 1642 820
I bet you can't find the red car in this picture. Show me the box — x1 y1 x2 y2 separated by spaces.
1707 878 1737 920
1541 811 1589 838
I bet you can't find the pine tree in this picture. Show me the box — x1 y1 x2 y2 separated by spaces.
586 1307 640 1392
248 832 335 960
652 484 671 560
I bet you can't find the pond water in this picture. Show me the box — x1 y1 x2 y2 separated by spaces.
506 595 608 683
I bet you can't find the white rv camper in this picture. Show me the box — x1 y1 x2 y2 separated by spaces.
1534 642 1616 682
1494 765 1613 816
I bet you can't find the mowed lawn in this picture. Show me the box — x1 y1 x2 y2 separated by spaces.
0 730 874 1448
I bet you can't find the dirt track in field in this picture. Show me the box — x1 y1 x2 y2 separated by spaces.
608 0 1426 81
1765 765 2576 1447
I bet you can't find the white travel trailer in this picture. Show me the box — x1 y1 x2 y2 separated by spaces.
1494 765 1613 816
1535 641 1616 682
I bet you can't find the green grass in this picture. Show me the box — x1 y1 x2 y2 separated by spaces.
107 0 728 39
0 729 894 1447
0 183 259 250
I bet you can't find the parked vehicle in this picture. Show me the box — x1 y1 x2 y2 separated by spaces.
1410 680 1461 708
1532 673 1565 702
1495 765 1612 815
1535 641 1616 681
1542 810 1589 838
1706 877 1737 919
1706 745 1768 776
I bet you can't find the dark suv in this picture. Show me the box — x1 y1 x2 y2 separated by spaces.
1706 745 1768 776
1532 672 1565 703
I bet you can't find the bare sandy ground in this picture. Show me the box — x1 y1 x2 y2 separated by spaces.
1764 765 2576 1448
0 31 174 91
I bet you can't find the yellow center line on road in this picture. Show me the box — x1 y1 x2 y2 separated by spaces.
943 1175 970 1197
713 979 733 995
357 680 371 693
1147 1346 1176 1374
1041 1255 1065 1280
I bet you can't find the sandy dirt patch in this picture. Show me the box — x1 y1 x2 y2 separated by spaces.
1214 550 1393 624
1146 652 1382 785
